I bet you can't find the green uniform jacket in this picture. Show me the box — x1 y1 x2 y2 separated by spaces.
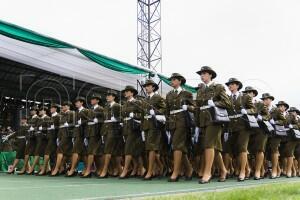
286 114 299 129
270 108 287 126
121 99 143 136
195 83 231 128
27 116 40 137
228 93 256 132
165 89 194 130
48 114 61 138
101 102 121 136
74 108 89 138
36 115 51 134
86 105 104 137
12 124 28 139
58 110 75 138
141 94 166 131
254 101 271 121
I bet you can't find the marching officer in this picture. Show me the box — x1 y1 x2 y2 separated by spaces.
195 66 231 183
51 101 75 176
269 100 288 178
284 107 300 178
28 106 50 174
99 90 122 178
66 97 89 177
141 79 166 180
119 86 144 179
226 78 256 181
82 94 104 178
165 73 194 182
243 87 270 180
18 106 39 175
6 116 28 174
38 104 60 175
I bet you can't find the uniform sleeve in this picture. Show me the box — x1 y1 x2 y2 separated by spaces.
133 100 143 120
68 111 75 126
244 95 256 115
184 91 195 112
156 96 166 115
214 84 231 109
113 104 121 121
165 93 171 117
272 109 287 126
259 103 271 121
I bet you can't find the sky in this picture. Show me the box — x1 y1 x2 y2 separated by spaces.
0 0 299 108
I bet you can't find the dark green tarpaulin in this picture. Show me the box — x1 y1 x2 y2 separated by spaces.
0 19 196 93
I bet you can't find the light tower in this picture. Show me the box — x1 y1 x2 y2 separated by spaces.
137 0 162 73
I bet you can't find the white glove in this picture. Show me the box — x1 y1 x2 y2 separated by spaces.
50 124 55 130
72 138 75 144
129 112 134 118
224 132 229 142
93 118 98 123
111 116 117 122
78 119 82 125
141 131 145 141
194 127 200 143
2 136 8 142
84 138 88 146
38 126 42 131
270 119 275 125
156 115 166 123
119 123 123 127
257 115 263 121
241 109 247 115
29 126 34 131
289 124 294 129
56 138 60 146
101 136 104 144
182 105 188 111
149 109 155 116
166 131 171 144
208 100 215 107
64 122 69 127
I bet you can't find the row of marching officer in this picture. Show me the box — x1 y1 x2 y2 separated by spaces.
3 66 300 184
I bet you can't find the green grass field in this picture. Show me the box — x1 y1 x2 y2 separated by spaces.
149 182 300 200
0 173 299 200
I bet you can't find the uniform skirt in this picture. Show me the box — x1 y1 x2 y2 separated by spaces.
124 131 143 157
249 128 268 154
104 131 118 154
15 138 26 159
25 137 36 156
34 135 47 156
283 140 299 157
45 135 57 156
57 136 73 156
86 136 101 155
72 136 86 155
145 129 161 151
170 113 188 153
268 136 282 154
202 124 223 151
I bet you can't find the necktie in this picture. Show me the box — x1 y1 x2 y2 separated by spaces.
233 94 237 101
175 90 178 94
